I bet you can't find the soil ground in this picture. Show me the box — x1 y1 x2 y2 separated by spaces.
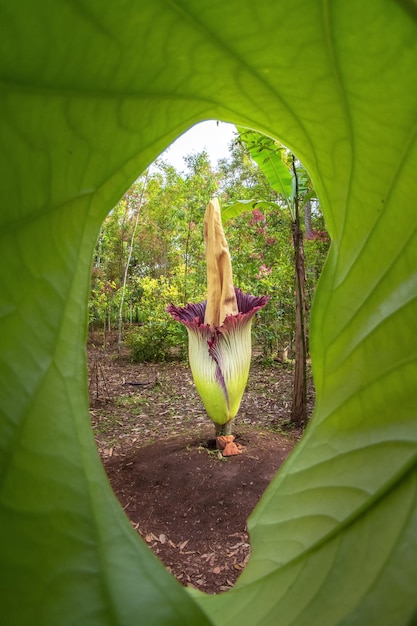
88 332 314 594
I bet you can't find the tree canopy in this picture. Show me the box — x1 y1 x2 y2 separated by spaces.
89 142 328 365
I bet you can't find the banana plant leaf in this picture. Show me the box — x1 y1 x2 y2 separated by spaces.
238 128 294 211
221 199 279 223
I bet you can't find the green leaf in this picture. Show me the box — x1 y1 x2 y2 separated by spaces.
221 199 280 222
1 1 417 625
236 128 317 220
237 128 294 206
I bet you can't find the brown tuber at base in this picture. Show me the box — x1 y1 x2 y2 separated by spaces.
216 434 243 457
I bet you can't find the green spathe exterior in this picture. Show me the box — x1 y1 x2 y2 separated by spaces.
167 289 269 426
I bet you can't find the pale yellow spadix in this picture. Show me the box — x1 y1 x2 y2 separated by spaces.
203 198 238 327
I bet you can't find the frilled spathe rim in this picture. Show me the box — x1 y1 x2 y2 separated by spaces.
166 288 269 334
167 288 269 426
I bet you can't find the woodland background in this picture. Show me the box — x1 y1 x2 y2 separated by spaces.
88 133 330 365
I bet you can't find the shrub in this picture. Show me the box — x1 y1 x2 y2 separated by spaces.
128 319 187 362
127 274 191 362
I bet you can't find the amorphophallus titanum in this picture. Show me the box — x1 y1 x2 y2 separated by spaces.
167 199 269 455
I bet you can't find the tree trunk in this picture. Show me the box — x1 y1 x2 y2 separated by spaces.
304 199 313 239
183 204 193 305
292 220 308 425
291 157 308 426
117 173 148 350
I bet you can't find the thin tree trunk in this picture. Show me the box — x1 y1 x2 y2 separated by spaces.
118 172 149 349
291 157 308 426
183 204 194 306
304 199 313 239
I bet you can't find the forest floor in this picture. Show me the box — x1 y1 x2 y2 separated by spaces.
88 331 314 594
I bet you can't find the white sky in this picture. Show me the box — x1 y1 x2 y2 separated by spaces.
160 121 237 171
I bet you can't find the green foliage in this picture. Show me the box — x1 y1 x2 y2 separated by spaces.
127 276 189 362
90 143 312 359
237 128 294 209
225 206 297 353
1 2 417 626
89 155 215 331
128 320 186 362
217 137 302 354
236 128 316 216
221 199 278 222
222 129 329 360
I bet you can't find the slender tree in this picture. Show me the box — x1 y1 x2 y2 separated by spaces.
117 171 149 349
224 129 315 426
290 156 308 424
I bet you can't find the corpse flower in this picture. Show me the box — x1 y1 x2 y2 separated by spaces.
167 199 269 454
